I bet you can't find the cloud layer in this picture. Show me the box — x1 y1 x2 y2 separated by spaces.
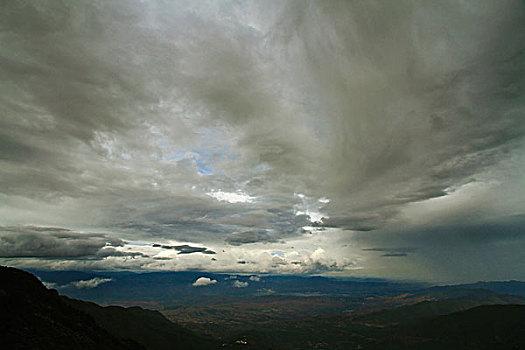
0 226 124 258
1 1 524 281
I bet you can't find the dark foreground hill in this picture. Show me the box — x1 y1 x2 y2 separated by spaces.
63 297 215 350
3 265 525 350
372 304 525 350
0 266 216 350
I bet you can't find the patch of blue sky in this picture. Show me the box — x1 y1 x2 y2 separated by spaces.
271 251 285 258
161 152 187 162
188 149 216 176
156 125 240 175
251 163 267 173
158 145 216 175
125 241 151 247
197 165 214 175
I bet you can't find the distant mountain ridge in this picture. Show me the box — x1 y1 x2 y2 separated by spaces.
29 269 525 303
27 269 425 304
430 280 525 298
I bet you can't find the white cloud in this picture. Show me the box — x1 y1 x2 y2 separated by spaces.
207 190 255 203
310 248 326 261
232 280 248 288
192 277 217 287
249 275 260 281
294 193 329 223
42 281 58 289
71 277 112 289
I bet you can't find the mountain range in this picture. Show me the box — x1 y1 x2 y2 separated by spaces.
2 266 525 349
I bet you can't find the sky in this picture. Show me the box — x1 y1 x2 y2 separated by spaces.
1 0 524 283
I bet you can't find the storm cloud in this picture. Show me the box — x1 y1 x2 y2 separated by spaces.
1 1 524 281
0 226 123 258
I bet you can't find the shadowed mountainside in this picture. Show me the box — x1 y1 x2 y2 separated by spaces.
218 289 525 349
0 266 216 350
0 266 142 350
372 304 525 350
64 297 216 350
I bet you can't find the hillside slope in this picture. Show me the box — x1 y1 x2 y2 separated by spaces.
374 304 525 350
64 297 216 350
0 266 142 350
0 266 216 350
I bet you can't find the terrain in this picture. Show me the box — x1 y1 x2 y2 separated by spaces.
0 266 215 350
4 267 525 349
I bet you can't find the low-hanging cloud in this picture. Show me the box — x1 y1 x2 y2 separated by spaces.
71 277 113 289
0 226 123 258
192 277 217 287
152 243 216 255
226 230 280 246
232 280 249 288
362 247 416 258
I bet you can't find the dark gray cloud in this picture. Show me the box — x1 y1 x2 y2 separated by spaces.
381 253 408 258
152 257 173 261
226 230 279 246
2 1 523 231
353 214 525 282
362 247 416 257
0 226 123 258
152 243 215 255
95 248 148 258
0 1 524 280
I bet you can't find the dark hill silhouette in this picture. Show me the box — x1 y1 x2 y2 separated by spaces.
0 266 142 349
64 297 216 350
373 304 525 350
429 281 525 298
0 266 216 350
355 288 523 326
